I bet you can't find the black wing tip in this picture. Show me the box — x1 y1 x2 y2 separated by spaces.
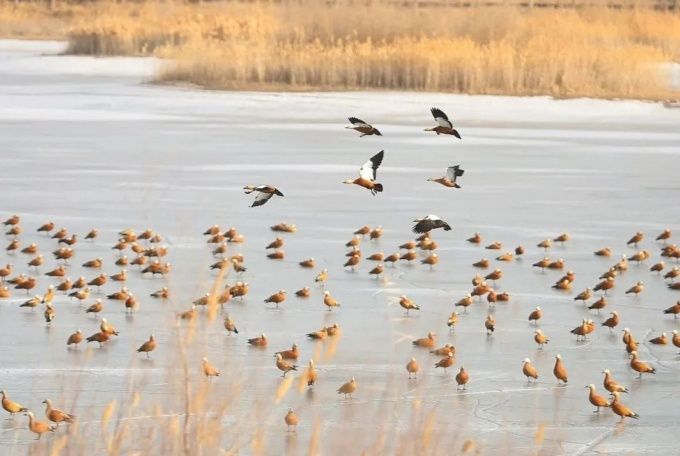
443 223 452 231
374 129 383 136
274 189 284 197
348 117 364 124
452 129 461 139
430 107 448 119
371 150 385 165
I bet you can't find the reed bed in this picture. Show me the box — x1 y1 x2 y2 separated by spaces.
1 1 678 98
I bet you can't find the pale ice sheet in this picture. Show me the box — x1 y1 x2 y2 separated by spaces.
0 41 680 455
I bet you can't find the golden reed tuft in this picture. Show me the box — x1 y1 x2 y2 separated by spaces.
1 2 679 98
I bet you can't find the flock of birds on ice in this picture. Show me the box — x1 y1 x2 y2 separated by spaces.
2 107 680 440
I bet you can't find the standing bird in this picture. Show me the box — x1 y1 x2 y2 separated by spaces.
627 231 644 247
224 316 238 335
656 228 672 243
1 390 27 418
672 330 680 351
484 315 495 335
528 306 542 324
610 392 639 421
345 117 382 137
424 107 461 138
421 254 439 269
601 311 620 332
66 329 84 348
37 222 54 234
85 299 103 317
435 353 455 373
42 399 74 428
455 367 470 390
264 290 287 308
663 301 680 318
137 335 156 358
342 150 384 195
553 354 568 385
24 411 55 440
243 185 284 207
629 351 656 379
625 281 644 296
284 408 299 431
587 296 607 314
323 291 340 311
534 330 549 349
603 369 628 394
202 357 220 379
306 359 318 386
44 304 55 326
412 215 451 234
447 311 459 330
427 165 465 188
585 385 610 413
399 295 420 315
522 358 539 382
337 377 357 399
315 269 328 285
406 358 420 379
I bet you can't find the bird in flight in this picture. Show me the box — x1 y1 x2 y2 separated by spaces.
243 185 284 207
427 165 465 188
424 107 461 139
412 215 451 234
343 150 384 195
346 117 382 137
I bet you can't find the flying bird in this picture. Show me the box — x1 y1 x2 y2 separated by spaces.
427 165 465 188
346 117 382 137
412 215 451 234
243 185 284 207
424 107 461 138
343 150 384 195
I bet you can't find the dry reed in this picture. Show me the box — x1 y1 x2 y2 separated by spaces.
1 1 679 98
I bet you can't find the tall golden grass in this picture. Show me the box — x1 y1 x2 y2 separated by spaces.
2 1 680 98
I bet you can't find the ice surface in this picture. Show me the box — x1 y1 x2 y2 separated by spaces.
0 40 679 454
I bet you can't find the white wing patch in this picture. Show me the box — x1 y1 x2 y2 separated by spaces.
359 158 375 181
435 116 452 129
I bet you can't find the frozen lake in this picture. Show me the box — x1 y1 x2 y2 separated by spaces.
0 40 679 454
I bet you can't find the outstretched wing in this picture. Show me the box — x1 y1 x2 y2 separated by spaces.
412 219 435 234
446 165 464 181
431 107 453 129
251 192 274 207
359 150 384 181
348 117 370 128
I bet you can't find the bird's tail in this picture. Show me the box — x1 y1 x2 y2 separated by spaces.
234 328 239 334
